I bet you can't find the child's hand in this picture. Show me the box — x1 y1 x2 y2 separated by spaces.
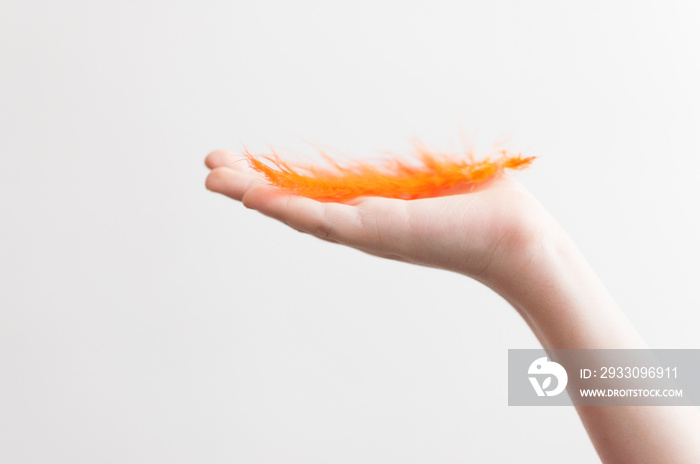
205 149 700 464
205 150 554 286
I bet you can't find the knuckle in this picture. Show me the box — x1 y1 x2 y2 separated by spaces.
311 223 334 240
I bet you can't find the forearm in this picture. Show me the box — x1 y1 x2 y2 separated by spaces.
484 222 700 463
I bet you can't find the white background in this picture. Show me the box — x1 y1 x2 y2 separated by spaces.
2 1 699 463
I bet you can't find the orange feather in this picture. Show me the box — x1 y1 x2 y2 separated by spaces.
245 145 534 202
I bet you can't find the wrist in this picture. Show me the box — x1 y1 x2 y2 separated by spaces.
479 217 644 349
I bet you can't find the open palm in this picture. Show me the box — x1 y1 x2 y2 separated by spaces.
205 150 552 284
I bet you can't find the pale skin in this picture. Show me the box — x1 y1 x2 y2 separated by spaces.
205 150 700 463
